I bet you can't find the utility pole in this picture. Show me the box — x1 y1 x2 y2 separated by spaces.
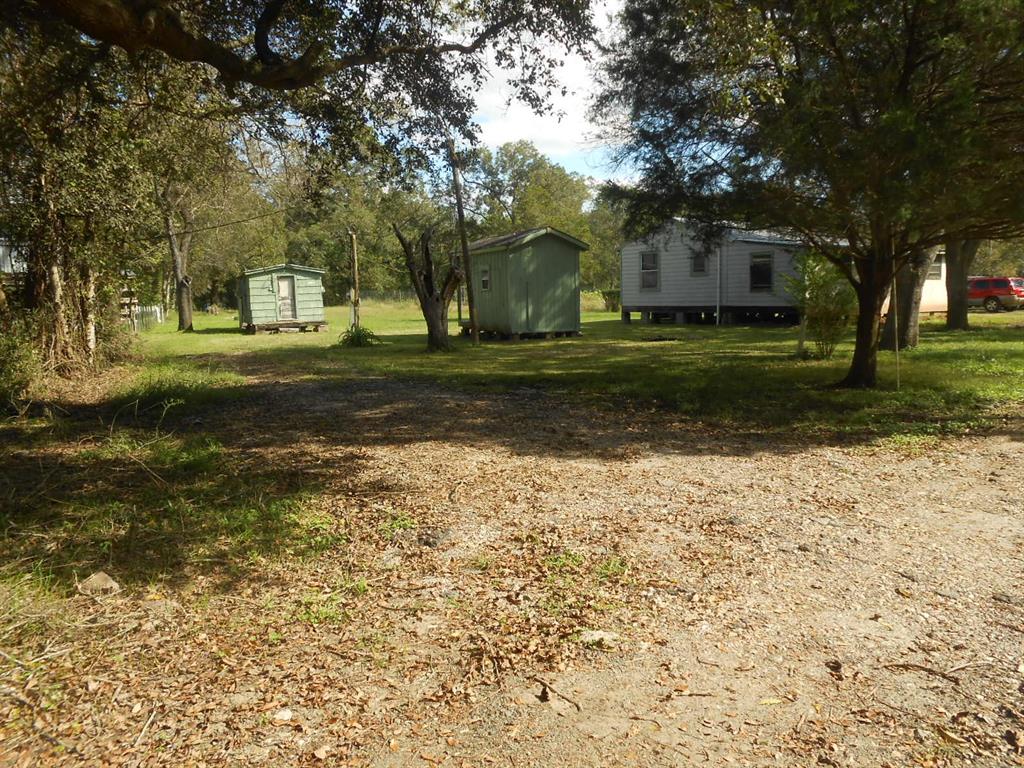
447 135 479 345
348 228 360 329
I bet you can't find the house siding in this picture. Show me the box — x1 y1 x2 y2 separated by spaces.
622 222 797 312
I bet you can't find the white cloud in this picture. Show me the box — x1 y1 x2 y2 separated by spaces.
473 1 624 180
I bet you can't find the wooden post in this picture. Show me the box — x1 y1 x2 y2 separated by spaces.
447 136 478 345
348 228 360 329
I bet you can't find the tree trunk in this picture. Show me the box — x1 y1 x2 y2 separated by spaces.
423 295 451 352
839 242 894 388
82 263 97 362
49 261 69 360
160 184 195 332
348 228 360 329
393 224 462 352
447 137 478 345
944 239 980 331
881 248 933 351
173 259 194 331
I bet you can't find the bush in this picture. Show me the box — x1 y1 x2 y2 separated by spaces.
601 289 621 312
338 325 382 348
0 316 40 412
787 252 857 359
579 290 606 313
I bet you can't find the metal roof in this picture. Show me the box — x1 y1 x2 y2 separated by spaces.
469 227 589 253
242 262 326 277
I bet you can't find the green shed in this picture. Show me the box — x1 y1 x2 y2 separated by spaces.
464 227 588 338
237 263 327 333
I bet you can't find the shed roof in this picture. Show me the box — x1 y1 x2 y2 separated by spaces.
469 227 589 254
242 262 326 277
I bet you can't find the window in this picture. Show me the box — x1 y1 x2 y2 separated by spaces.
972 279 990 290
994 278 1010 289
926 253 943 281
750 253 773 292
640 250 659 289
480 266 491 291
691 251 708 275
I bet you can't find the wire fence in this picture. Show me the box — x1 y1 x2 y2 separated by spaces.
127 305 166 332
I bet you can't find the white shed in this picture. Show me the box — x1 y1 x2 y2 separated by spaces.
620 220 801 323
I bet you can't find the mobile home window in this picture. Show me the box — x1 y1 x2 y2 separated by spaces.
480 266 491 291
750 253 773 292
926 253 943 281
691 251 708 275
640 250 659 289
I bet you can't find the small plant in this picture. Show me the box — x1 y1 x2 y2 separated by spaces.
0 316 39 413
545 550 585 573
379 512 416 539
341 578 370 596
296 593 347 626
596 556 629 582
786 251 857 359
338 325 382 348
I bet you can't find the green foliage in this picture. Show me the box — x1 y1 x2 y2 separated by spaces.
0 317 39 412
973 239 1024 277
601 290 621 312
787 252 858 359
599 0 1024 384
338 325 383 348
467 142 625 289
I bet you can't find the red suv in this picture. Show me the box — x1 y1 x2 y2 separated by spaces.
967 276 1024 312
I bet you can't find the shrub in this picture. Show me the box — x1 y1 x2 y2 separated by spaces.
338 325 382 347
601 289 621 312
579 290 606 313
0 316 39 412
786 252 857 359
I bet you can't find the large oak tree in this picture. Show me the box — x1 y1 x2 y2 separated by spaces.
597 0 1024 387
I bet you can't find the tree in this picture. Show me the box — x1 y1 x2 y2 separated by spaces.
881 248 936 350
33 1 595 165
393 225 462 352
469 142 590 238
584 195 626 289
0 17 159 365
597 0 1024 388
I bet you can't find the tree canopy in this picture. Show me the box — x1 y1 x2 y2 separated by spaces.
597 0 1024 386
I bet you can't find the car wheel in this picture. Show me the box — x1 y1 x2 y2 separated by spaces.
984 296 1002 313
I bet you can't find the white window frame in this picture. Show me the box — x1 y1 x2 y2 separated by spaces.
640 250 660 290
480 265 491 291
691 251 708 276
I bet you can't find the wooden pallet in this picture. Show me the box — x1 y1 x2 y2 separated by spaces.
245 321 327 334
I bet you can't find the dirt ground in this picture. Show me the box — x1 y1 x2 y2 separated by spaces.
3 362 1024 767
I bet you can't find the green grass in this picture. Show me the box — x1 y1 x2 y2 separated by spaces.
137 302 1023 440
2 300 1020 603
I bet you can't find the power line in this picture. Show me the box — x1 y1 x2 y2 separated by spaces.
166 205 295 238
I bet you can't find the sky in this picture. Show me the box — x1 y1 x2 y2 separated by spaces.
473 1 625 182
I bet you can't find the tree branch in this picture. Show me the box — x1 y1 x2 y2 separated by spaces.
38 0 522 90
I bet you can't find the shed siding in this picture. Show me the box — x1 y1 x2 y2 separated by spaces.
510 238 580 333
239 266 325 326
472 233 582 334
474 251 512 333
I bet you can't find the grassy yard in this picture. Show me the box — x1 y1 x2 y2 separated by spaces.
137 301 1024 440
4 301 1024 765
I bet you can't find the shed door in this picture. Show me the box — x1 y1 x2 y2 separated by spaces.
277 275 296 320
